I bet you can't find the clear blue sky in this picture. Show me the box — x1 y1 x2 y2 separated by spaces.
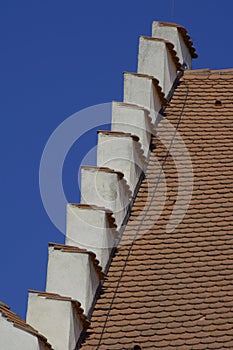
0 0 232 319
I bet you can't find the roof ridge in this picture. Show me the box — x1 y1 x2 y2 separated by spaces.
185 68 233 75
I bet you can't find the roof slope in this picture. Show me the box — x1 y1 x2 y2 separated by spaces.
81 69 233 349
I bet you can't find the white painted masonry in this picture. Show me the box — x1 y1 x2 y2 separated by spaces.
46 245 102 315
111 101 153 158
26 292 88 350
138 36 181 97
0 314 51 350
97 131 146 194
81 166 131 229
123 72 165 124
66 204 118 272
152 21 195 69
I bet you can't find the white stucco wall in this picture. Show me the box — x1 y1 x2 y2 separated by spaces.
111 101 152 158
26 293 83 350
152 22 192 69
46 247 100 315
97 132 145 194
0 315 49 350
137 37 177 97
80 167 130 229
66 204 117 271
123 73 163 125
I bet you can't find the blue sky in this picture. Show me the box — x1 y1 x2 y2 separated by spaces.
0 0 232 319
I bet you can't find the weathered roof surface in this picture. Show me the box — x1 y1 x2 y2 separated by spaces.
0 302 53 349
81 69 233 349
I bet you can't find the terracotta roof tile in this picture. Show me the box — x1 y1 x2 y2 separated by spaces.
81 69 233 349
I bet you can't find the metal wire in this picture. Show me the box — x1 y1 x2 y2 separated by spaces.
170 0 175 21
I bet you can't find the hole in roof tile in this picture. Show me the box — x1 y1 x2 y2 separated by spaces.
133 346 142 350
215 99 222 106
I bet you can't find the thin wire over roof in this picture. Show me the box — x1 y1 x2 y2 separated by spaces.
81 69 233 349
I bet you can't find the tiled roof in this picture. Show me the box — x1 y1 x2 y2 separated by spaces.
81 69 233 349
0 302 53 349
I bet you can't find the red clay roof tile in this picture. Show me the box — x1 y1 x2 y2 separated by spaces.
80 69 233 349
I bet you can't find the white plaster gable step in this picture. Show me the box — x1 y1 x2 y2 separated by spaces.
97 131 146 195
0 301 53 350
123 72 167 124
81 166 131 230
137 36 182 97
152 21 198 70
26 290 89 350
66 203 119 272
46 243 104 316
111 101 155 158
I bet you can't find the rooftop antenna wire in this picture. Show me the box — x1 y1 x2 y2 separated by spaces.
170 0 175 21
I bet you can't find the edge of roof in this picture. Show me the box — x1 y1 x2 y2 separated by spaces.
81 165 132 197
48 243 105 279
68 203 118 231
123 72 168 105
0 303 53 349
97 130 147 163
156 21 198 58
140 36 182 71
113 100 150 113
81 165 124 179
28 290 90 328
97 130 139 142
183 68 233 79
